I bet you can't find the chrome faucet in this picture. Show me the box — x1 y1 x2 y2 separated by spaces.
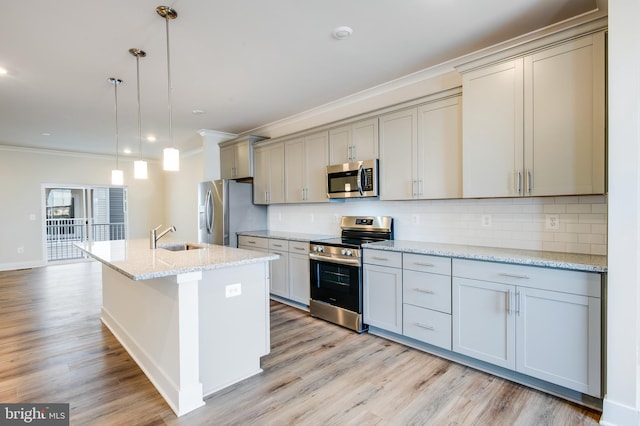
150 224 176 248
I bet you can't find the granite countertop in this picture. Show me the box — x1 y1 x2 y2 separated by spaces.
237 230 338 242
75 238 278 281
363 240 607 273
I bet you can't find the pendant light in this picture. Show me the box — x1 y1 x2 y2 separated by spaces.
130 48 148 179
108 77 124 186
157 5 180 171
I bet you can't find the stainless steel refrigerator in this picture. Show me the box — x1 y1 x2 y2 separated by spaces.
198 180 267 247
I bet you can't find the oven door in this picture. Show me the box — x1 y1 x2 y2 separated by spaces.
310 258 362 313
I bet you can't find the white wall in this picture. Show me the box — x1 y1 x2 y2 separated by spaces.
269 195 606 255
600 1 640 425
0 147 165 270
164 150 205 242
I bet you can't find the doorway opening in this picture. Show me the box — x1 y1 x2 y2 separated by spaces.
44 186 127 261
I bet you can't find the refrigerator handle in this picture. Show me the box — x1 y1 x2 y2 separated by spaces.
205 189 213 234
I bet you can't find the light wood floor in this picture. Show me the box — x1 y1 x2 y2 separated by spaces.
0 262 601 425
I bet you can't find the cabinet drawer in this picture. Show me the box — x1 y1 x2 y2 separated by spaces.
403 270 452 314
238 235 268 250
403 304 452 350
452 259 601 297
363 250 402 268
269 239 288 251
403 253 451 275
288 240 309 254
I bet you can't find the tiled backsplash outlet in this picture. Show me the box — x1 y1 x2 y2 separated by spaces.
268 195 608 255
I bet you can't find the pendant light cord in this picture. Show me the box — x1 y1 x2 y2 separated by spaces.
114 81 120 169
136 53 142 160
164 15 173 145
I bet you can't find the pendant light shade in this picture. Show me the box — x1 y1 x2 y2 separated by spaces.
130 48 148 179
163 147 179 171
111 169 124 185
157 5 180 171
108 77 124 186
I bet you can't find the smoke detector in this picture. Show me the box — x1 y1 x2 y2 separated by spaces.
332 26 353 40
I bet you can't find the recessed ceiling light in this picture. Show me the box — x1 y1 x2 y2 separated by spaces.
0 67 8 75
41 132 51 136
332 26 353 40
146 135 157 142
192 109 206 115
123 148 132 155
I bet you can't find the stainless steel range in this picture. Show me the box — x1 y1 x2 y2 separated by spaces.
309 216 393 333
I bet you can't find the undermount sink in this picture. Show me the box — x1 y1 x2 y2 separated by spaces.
158 242 206 252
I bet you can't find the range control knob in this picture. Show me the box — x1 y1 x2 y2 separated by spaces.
313 246 324 253
341 249 353 256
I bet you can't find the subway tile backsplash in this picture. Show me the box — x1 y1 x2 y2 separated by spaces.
267 195 608 255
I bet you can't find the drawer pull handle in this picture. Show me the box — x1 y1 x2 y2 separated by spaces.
413 262 435 267
414 322 435 331
248 241 256 244
413 288 434 294
273 244 283 248
498 273 530 279
372 256 389 261
293 247 306 251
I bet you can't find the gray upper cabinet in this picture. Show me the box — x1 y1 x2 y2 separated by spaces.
461 31 606 198
329 118 379 164
219 135 267 180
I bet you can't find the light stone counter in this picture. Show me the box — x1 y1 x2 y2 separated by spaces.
236 230 338 242
363 240 607 273
75 238 278 280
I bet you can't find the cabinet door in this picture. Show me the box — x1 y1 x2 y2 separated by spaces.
284 138 305 203
253 147 268 204
516 287 601 396
267 144 285 204
363 264 402 333
462 59 524 198
269 249 288 298
351 118 378 161
379 108 418 200
234 139 252 179
417 96 462 199
220 145 236 179
303 132 329 202
288 252 310 305
523 33 606 196
452 277 515 369
329 125 351 164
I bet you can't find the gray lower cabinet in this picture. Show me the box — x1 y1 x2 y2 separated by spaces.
268 239 289 298
239 235 310 307
363 251 403 333
287 241 310 305
402 253 452 350
452 258 602 397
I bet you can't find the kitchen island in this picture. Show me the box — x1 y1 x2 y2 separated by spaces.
75 239 278 417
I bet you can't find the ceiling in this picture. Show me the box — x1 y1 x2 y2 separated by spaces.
0 0 605 160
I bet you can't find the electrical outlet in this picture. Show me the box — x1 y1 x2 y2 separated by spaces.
546 214 560 230
29 214 36 221
481 215 492 227
411 214 420 225
225 283 242 298
17 246 24 254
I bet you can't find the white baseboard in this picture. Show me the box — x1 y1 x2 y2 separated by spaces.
601 398 640 426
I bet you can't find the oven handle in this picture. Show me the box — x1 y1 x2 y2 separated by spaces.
309 253 361 267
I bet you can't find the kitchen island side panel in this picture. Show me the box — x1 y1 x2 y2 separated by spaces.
198 262 270 397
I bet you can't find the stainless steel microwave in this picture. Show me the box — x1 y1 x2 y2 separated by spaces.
326 159 378 199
